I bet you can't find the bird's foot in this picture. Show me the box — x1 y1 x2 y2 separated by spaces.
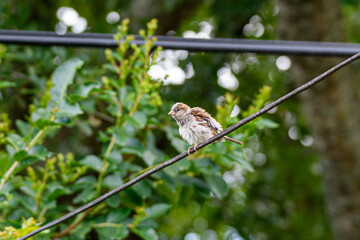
187 143 200 155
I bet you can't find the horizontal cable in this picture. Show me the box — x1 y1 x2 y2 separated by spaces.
1 30 360 56
19 51 360 240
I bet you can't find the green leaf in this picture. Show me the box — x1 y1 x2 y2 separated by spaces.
44 183 70 200
106 195 121 208
70 81 101 101
5 133 26 151
0 81 16 89
103 174 123 189
193 158 219 175
0 155 12 178
138 203 172 223
28 145 49 160
255 118 279 129
173 159 191 171
143 104 157 115
153 180 177 203
17 194 37 214
208 141 227 155
177 175 210 196
107 208 131 223
120 138 145 157
73 187 97 204
15 120 32 138
103 63 119 74
119 86 132 103
50 58 84 107
13 150 29 162
31 108 53 128
73 176 97 190
54 99 83 117
131 227 158 240
8 176 24 188
171 138 187 153
127 111 147 129
0 154 12 178
113 124 136 146
80 155 103 172
70 221 92 239
108 150 123 164
94 223 129 240
204 174 228 199
143 149 157 166
227 152 254 172
122 188 143 206
132 180 151 199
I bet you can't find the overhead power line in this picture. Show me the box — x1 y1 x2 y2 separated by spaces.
1 30 360 56
19 51 360 240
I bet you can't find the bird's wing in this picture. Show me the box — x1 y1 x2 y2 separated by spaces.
191 107 222 135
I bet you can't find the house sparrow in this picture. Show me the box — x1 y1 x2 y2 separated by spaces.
168 102 242 154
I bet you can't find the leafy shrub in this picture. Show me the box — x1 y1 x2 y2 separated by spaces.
0 19 276 239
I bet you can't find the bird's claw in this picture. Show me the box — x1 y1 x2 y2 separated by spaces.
187 144 200 155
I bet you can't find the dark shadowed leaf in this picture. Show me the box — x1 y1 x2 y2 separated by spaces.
204 174 228 199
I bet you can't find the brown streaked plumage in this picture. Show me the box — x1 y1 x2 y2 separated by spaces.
168 102 242 154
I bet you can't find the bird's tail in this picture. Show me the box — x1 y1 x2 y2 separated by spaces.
224 136 243 145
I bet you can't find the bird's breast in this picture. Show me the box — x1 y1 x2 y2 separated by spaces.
179 125 197 145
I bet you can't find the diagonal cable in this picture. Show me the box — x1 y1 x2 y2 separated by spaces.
19 52 360 240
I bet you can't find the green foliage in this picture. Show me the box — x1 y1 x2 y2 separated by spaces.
0 18 277 239
0 1 339 239
0 217 44 239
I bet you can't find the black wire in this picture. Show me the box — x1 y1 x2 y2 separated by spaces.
19 51 360 240
1 30 360 56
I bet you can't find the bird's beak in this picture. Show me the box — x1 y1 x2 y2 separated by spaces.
168 111 175 116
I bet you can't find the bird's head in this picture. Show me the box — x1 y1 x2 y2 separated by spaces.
168 102 191 120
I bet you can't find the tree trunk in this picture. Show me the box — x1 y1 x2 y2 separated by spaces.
278 0 360 239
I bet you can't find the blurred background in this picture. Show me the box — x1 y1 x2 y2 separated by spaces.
1 0 360 239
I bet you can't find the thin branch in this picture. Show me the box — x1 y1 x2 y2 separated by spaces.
51 208 93 239
0 161 19 190
0 115 55 191
0 128 46 191
26 129 44 151
19 52 360 240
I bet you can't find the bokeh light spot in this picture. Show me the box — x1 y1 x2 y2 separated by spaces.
276 56 291 71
